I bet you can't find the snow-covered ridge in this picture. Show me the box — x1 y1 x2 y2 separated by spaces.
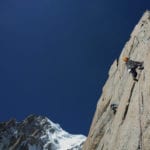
0 115 86 150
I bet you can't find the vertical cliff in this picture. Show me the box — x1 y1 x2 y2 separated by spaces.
83 11 150 150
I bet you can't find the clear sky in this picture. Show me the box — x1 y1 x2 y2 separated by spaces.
0 0 149 135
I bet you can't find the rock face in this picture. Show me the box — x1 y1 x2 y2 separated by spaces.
83 11 150 150
0 115 86 150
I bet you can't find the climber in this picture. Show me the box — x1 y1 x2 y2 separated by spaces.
122 57 144 81
110 103 118 114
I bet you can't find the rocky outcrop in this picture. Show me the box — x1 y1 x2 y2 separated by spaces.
83 11 150 150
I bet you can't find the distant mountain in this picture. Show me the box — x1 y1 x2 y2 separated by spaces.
0 115 86 150
83 11 150 150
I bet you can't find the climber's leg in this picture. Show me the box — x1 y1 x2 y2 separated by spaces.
130 69 138 81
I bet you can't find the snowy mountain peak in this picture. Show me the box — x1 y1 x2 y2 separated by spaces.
0 115 86 150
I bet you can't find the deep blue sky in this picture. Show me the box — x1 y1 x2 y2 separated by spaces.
0 0 149 135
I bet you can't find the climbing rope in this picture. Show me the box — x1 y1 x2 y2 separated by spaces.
138 73 143 150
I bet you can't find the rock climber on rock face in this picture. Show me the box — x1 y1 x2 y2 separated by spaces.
110 103 118 114
122 57 144 81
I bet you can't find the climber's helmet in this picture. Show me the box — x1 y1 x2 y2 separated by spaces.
110 103 118 109
122 57 129 62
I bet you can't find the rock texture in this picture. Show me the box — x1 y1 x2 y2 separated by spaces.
83 11 150 150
